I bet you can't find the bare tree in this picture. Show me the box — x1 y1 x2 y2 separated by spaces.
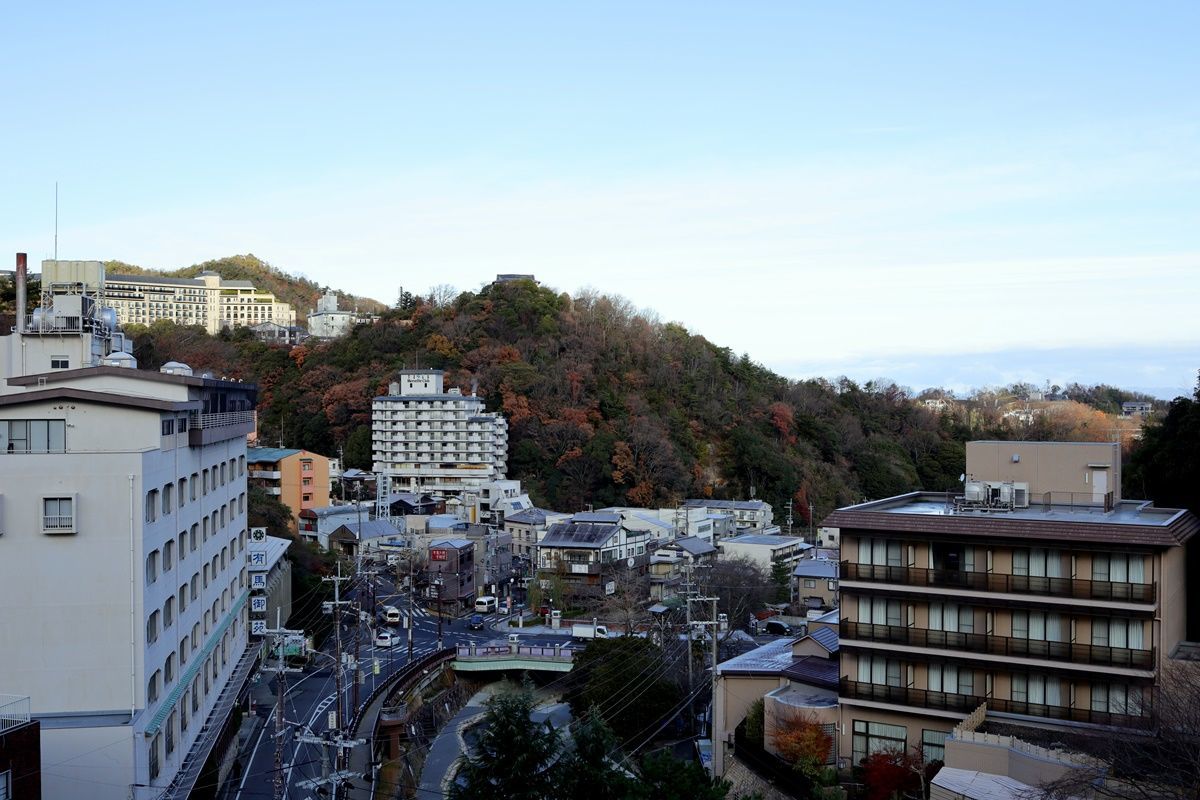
428 283 458 309
598 572 650 634
1036 660 1200 800
701 555 773 641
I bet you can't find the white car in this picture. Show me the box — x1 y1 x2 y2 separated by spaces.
374 630 399 648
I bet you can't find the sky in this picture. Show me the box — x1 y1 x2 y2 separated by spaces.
2 2 1197 398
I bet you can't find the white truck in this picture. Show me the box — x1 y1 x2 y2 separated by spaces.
571 623 609 640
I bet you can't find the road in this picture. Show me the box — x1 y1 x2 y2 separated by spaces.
234 569 530 800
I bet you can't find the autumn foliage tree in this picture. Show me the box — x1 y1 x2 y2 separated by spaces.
769 709 833 779
860 749 927 800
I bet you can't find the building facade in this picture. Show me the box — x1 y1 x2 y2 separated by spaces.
0 358 257 799
720 533 812 571
48 260 297 335
682 498 774 532
427 538 476 610
827 441 1195 771
307 291 359 338
246 447 332 528
372 370 509 498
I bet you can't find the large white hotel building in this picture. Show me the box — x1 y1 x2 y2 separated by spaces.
372 369 509 499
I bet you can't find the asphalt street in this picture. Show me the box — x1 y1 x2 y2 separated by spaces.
233 571 532 800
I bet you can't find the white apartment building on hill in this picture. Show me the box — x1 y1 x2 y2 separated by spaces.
372 370 509 499
43 259 296 335
0 253 259 799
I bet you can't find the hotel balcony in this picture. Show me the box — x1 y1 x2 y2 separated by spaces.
0 694 31 733
188 410 256 446
840 621 1154 670
840 679 1151 729
840 562 1155 603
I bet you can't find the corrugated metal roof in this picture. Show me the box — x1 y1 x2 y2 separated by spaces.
683 499 769 511
793 560 839 579
723 534 809 547
716 637 798 676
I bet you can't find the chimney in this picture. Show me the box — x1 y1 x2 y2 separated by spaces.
15 252 27 333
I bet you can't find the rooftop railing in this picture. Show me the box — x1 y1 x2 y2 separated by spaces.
841 562 1155 603
189 410 256 429
0 694 31 732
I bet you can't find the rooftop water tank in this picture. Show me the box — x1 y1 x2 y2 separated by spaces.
102 351 138 369
160 361 194 376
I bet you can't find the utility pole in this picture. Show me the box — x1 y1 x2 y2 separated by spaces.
436 575 444 650
681 562 696 730
685 594 723 738
322 562 352 775
264 611 304 800
408 552 415 660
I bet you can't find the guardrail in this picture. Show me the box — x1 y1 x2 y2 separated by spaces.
189 411 256 429
350 647 455 736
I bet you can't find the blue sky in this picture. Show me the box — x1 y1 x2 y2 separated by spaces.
2 3 1197 397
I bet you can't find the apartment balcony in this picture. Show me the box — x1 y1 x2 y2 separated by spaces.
840 621 1154 670
248 470 281 480
188 410 256 446
840 679 1151 729
840 562 1155 603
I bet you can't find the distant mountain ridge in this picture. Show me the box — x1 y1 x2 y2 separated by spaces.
103 254 388 320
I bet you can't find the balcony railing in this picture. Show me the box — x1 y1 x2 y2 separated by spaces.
189 410 256 429
43 515 75 531
0 694 31 732
841 562 1155 603
840 621 1154 669
840 679 1151 729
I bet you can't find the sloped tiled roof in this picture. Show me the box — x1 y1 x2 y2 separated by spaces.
540 520 620 549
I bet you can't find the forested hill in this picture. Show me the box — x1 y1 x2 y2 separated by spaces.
103 254 387 318
125 279 1138 520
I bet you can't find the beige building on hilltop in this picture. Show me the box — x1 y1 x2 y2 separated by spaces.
828 440 1196 770
42 260 296 335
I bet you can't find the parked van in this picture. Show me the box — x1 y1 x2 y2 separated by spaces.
383 606 402 625
474 596 498 613
764 619 792 636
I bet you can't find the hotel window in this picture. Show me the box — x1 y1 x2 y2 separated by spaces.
1013 548 1062 577
928 603 973 633
50 355 69 369
852 720 907 763
856 655 902 687
1092 617 1145 650
1091 683 1144 715
1093 554 1145 584
1011 611 1064 642
857 538 902 566
1011 673 1064 706
163 540 174 571
147 551 159 584
857 597 902 627
928 664 973 695
922 730 948 763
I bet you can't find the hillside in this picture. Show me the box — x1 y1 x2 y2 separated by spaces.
122 279 1158 519
103 254 388 319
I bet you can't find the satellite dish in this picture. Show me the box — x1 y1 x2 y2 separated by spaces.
958 474 966 482
627 557 636 568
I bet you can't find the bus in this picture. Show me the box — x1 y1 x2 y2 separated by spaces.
474 596 497 613
383 606 402 625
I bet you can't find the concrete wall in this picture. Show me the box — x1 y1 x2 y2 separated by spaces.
713 673 783 776
965 441 1121 501
40 724 133 800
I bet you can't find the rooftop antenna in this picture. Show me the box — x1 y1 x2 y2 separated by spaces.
54 181 58 260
